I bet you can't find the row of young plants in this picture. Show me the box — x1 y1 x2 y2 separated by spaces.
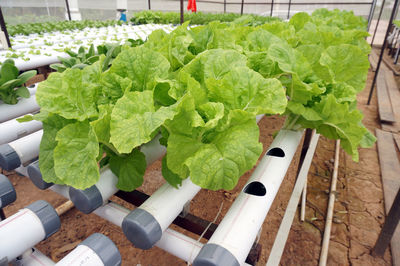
8 20 126 36
131 10 280 26
21 9 375 193
0 39 143 104
50 39 145 72
3 24 164 62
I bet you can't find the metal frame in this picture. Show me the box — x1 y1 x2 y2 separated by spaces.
0 7 11 48
372 186 400 256
65 0 72 21
368 0 400 105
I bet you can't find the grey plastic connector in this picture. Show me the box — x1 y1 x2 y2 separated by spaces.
26 200 60 239
0 174 16 208
27 161 53 190
69 186 103 214
80 233 122 266
122 208 162 250
193 244 240 266
0 144 21 171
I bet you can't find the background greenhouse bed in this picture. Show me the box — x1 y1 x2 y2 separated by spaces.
0 23 175 70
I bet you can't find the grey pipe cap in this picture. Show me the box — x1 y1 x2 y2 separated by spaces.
0 174 16 208
27 161 53 190
80 233 122 266
69 186 103 214
193 244 240 266
26 200 60 239
122 208 162 250
0 144 21 171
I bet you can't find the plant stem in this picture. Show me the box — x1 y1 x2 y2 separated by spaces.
283 114 300 130
102 142 122 156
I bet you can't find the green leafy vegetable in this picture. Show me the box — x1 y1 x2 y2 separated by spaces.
28 9 375 192
0 59 36 104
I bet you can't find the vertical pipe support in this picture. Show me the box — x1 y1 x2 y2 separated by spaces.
0 7 11 49
368 0 400 104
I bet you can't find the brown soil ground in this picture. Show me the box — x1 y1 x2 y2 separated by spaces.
1 69 392 265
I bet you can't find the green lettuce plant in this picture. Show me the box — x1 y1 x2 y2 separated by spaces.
0 59 36 104
21 9 375 192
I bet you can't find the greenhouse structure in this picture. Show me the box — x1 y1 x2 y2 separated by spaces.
0 0 399 265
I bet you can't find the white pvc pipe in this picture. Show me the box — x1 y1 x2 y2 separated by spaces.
0 209 46 261
14 165 29 177
0 96 39 123
28 84 38 95
50 185 70 199
140 179 201 232
9 130 42 165
56 245 104 266
13 248 55 266
141 134 167 166
197 129 303 265
0 114 42 145
157 228 202 263
95 167 119 205
93 202 129 227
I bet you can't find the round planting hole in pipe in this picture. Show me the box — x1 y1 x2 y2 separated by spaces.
243 181 266 196
266 147 285 157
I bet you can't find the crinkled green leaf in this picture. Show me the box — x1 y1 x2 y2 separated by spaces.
38 114 74 185
206 67 287 115
110 90 179 153
109 149 147 191
53 121 99 189
289 12 311 31
246 29 282 52
198 102 225 130
246 51 282 79
281 73 325 104
294 94 375 161
168 70 207 107
320 44 370 92
15 86 30 98
161 156 183 188
36 68 98 121
182 49 247 86
100 72 132 104
168 110 262 190
109 46 170 91
90 104 113 144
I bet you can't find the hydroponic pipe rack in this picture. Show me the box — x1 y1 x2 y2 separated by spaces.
0 79 309 265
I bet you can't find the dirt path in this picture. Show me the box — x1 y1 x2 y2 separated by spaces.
1 70 391 265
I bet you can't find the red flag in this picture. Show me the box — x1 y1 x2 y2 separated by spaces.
187 0 197 12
